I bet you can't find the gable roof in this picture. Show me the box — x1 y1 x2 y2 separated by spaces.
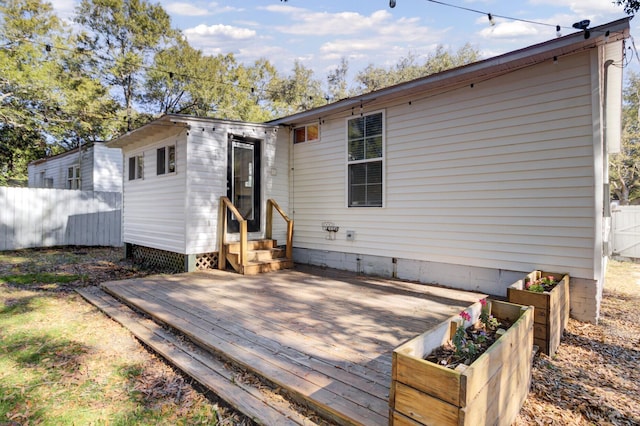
270 17 631 126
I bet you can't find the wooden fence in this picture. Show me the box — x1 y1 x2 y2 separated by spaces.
611 205 640 259
0 187 122 250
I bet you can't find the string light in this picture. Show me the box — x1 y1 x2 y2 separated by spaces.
425 0 577 38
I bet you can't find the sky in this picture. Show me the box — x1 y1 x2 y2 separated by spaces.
50 0 638 84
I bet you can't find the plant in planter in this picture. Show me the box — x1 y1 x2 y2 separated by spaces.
525 274 559 293
427 299 508 369
390 299 534 426
508 270 570 357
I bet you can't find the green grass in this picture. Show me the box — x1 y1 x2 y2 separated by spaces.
0 272 85 286
0 248 222 425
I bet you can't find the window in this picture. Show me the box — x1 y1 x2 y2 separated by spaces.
40 171 53 188
293 124 319 144
347 111 383 207
128 155 144 180
66 166 81 189
157 145 176 175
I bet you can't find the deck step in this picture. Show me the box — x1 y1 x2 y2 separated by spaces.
76 286 317 426
224 239 293 275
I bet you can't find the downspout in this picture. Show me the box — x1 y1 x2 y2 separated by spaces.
603 59 614 220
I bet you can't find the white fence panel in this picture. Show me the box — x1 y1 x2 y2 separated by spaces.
611 205 640 259
0 187 122 250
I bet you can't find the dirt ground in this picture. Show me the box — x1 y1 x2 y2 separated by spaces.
515 259 640 425
2 247 639 425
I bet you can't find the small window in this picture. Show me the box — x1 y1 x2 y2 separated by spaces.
128 155 144 181
157 145 176 175
293 124 319 144
347 111 383 207
66 166 81 189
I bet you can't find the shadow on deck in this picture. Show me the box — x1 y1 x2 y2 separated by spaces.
81 266 485 425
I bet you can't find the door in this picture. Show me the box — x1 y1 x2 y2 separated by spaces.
227 135 261 233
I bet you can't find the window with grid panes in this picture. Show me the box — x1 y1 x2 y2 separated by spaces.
347 112 383 207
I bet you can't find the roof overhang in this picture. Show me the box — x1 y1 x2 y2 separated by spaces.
106 114 278 149
269 17 631 126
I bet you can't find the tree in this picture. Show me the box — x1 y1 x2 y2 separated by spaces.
268 60 325 116
614 0 640 14
327 57 351 102
355 44 480 94
610 72 640 205
74 0 178 130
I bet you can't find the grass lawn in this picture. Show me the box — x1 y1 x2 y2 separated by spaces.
0 248 243 425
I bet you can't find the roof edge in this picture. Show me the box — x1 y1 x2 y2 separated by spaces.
269 17 631 126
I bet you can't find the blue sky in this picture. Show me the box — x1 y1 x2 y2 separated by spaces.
51 0 637 81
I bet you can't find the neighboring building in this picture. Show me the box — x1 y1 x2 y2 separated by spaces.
28 142 123 192
107 18 630 323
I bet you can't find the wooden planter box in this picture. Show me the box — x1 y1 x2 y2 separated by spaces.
390 300 534 426
507 271 569 356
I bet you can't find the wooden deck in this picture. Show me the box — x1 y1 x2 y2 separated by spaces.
100 266 485 425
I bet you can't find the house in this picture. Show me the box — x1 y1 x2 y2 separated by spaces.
107 18 630 323
28 141 123 192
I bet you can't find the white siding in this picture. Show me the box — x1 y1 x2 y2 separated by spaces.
28 147 92 190
93 143 123 192
291 50 599 280
185 123 287 254
122 130 188 253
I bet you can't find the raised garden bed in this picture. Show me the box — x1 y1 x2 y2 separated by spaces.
389 300 534 426
507 270 569 356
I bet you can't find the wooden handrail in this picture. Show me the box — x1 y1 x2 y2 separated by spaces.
219 196 248 270
266 198 294 261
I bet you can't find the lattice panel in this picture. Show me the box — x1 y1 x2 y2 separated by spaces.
195 252 218 270
132 245 185 272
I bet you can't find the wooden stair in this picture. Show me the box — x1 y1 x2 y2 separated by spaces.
224 239 293 275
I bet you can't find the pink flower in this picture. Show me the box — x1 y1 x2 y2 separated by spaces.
460 311 471 322
479 298 487 307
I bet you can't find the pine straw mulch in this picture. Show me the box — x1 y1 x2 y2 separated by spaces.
515 260 640 426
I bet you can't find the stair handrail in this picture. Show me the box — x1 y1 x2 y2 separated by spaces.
266 198 294 261
219 196 248 269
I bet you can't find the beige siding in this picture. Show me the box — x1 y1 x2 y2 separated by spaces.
122 131 188 253
291 51 598 279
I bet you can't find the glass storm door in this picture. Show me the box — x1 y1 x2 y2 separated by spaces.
227 136 261 233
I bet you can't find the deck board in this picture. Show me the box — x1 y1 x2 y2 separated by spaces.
102 267 484 426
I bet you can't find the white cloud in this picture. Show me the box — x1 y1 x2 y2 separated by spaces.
274 10 393 36
165 3 209 17
529 0 622 16
184 24 256 40
479 20 540 39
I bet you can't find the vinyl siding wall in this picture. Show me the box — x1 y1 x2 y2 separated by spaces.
185 123 287 255
92 144 123 192
290 50 600 281
28 147 93 190
122 130 188 254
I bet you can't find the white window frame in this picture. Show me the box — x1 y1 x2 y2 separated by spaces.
293 123 320 144
66 165 81 189
156 144 176 176
346 110 385 208
128 154 144 181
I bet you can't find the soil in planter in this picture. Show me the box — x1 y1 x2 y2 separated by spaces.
425 318 513 370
